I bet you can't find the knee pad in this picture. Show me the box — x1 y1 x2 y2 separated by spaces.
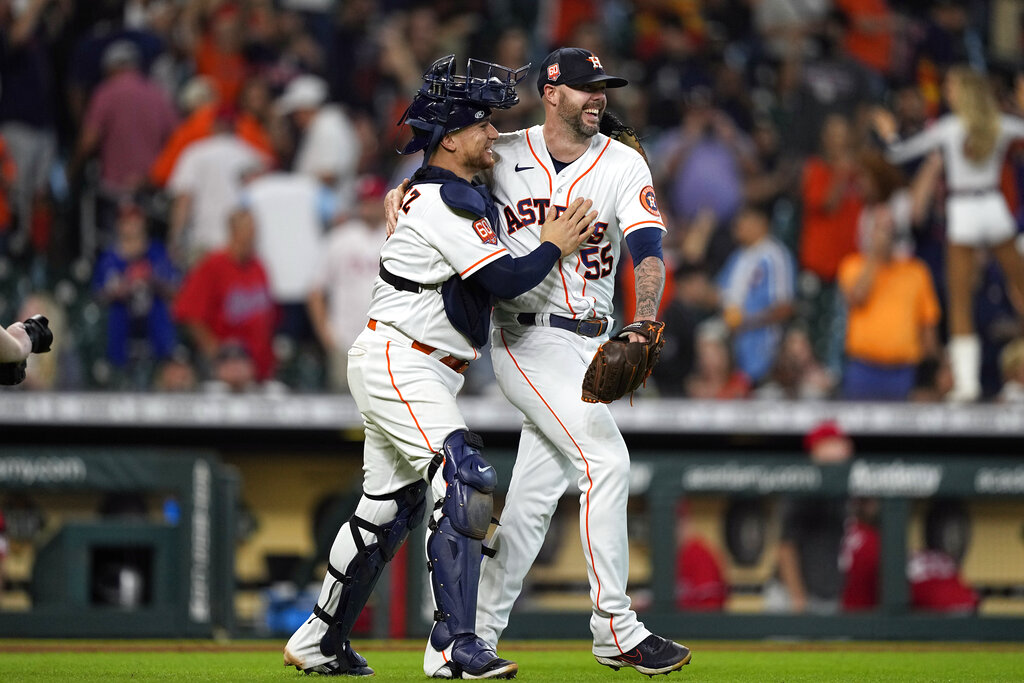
426 430 496 651
317 480 427 657
438 430 496 540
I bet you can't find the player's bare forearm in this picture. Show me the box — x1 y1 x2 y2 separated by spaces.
632 256 665 321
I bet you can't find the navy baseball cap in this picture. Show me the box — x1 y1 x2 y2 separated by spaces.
537 47 628 95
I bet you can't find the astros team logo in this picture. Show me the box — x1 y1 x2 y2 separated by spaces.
587 54 603 70
639 185 660 217
547 63 560 80
473 218 497 245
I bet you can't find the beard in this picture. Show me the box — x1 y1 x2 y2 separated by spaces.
556 96 600 141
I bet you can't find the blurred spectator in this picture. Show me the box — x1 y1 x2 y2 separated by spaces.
753 0 830 62
998 338 1024 402
907 547 979 613
92 202 179 388
754 325 835 400
202 340 286 395
779 13 877 156
744 117 801 233
767 419 853 614
275 74 360 216
833 0 896 78
151 345 198 393
0 133 15 253
841 498 980 613
685 318 751 400
306 175 387 392
241 165 335 345
839 496 881 611
912 1 986 114
874 67 1024 401
191 2 247 106
0 0 67 256
675 501 728 611
72 39 178 240
149 81 275 189
652 264 718 397
655 87 757 275
173 207 276 382
717 206 796 386
640 13 713 131
166 106 269 265
836 151 943 400
798 113 865 373
908 352 954 402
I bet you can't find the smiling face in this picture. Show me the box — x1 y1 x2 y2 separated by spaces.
447 118 500 173
553 82 607 140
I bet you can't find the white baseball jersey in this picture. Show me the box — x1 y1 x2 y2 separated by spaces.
476 125 665 658
368 181 508 360
486 126 665 322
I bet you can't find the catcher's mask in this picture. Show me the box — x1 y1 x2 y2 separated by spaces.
398 55 530 166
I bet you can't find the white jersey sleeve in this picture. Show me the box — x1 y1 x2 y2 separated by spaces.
368 182 507 358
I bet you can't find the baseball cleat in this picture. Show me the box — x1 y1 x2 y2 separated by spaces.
595 634 691 676
283 641 374 676
425 634 518 679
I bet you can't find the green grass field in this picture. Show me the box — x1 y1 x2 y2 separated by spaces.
1 640 1023 682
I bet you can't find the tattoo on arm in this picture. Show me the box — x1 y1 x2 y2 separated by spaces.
633 256 665 320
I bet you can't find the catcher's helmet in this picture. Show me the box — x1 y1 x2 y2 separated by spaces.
398 55 530 162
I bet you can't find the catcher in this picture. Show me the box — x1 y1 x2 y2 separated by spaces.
0 315 53 386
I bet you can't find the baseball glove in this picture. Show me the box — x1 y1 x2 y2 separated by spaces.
581 320 666 404
600 111 648 165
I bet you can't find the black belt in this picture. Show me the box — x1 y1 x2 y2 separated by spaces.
379 262 440 293
516 313 609 338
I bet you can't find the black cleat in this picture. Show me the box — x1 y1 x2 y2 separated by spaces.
595 634 691 676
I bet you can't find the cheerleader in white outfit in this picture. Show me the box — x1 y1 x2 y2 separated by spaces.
873 66 1024 401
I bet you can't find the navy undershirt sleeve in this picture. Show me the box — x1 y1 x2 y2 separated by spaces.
469 242 562 299
625 227 664 267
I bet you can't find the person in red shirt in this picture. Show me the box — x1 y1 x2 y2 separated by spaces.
675 501 728 611
840 498 881 610
173 207 277 381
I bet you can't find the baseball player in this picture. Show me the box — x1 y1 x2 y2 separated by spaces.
283 54 596 679
386 46 692 677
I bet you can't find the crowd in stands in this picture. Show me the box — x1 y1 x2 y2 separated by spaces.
2 0 1024 401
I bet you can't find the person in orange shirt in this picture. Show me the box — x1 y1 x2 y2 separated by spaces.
150 90 274 189
837 154 942 400
799 114 865 374
834 0 895 77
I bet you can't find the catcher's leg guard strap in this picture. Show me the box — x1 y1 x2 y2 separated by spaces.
316 481 427 657
427 430 496 652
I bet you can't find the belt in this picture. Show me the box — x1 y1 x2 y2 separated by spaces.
516 313 609 337
367 319 470 374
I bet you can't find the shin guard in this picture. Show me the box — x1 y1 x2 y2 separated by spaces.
426 430 497 652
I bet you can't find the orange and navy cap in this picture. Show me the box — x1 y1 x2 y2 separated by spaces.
537 47 628 95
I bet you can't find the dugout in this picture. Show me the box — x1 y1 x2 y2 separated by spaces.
0 449 238 638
